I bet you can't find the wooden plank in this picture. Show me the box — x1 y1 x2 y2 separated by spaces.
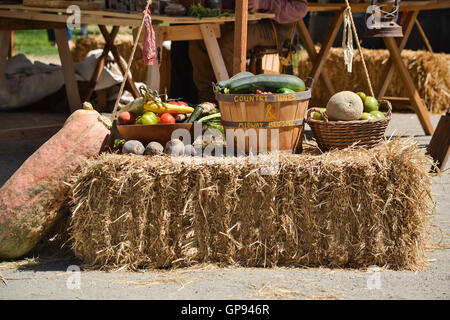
0 8 142 27
306 1 450 13
23 0 102 10
309 10 344 89
382 96 411 106
0 31 11 89
9 31 14 57
54 28 81 112
0 125 62 142
134 24 221 43
384 36 434 135
200 24 229 81
0 17 66 30
233 0 248 75
297 19 334 95
427 110 450 170
376 11 419 99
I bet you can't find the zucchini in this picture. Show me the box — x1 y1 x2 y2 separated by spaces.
184 105 204 123
226 74 306 94
197 113 221 123
217 71 254 89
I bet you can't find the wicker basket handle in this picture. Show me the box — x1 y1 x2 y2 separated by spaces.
379 99 393 118
307 107 329 123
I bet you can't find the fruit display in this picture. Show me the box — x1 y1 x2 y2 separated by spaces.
312 91 386 121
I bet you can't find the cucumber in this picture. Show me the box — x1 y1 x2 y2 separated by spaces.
184 105 204 123
217 71 254 89
226 74 306 94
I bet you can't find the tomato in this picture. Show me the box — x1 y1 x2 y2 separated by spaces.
255 90 263 94
159 112 175 124
168 101 189 106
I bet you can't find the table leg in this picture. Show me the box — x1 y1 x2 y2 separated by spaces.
384 37 434 135
200 24 229 81
85 26 120 101
376 11 418 99
99 25 140 98
54 28 81 112
297 20 334 95
426 109 449 170
309 10 344 88
0 31 11 89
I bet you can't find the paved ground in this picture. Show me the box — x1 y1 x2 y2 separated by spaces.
0 113 448 300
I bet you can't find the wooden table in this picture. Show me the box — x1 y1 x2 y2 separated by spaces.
0 4 273 111
297 1 450 135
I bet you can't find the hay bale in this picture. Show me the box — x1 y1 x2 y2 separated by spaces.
69 139 434 270
297 47 450 114
72 35 148 83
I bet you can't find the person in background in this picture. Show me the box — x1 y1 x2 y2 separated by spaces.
189 0 308 102
47 25 88 50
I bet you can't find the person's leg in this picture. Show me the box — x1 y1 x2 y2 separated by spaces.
189 39 217 102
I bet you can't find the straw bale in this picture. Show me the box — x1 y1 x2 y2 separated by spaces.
69 138 434 270
297 47 449 114
72 35 148 83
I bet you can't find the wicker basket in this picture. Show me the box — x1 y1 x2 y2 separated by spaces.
307 100 392 151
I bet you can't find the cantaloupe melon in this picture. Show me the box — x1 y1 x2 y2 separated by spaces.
326 91 363 121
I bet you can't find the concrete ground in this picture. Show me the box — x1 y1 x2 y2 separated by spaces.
0 113 448 300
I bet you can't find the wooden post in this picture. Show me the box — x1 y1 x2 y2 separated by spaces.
0 31 11 89
200 24 229 81
427 109 450 170
54 28 82 112
233 0 248 75
384 36 434 135
9 31 14 57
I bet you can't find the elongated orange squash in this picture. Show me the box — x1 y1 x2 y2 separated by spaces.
0 109 112 259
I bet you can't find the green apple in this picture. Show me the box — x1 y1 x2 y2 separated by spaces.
361 112 376 120
312 108 326 120
369 110 385 119
364 96 379 113
356 92 367 103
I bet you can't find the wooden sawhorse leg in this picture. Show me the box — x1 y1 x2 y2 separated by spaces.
99 25 140 98
85 26 120 101
54 28 81 112
384 36 434 135
297 20 335 95
376 10 433 135
308 10 344 91
200 24 229 81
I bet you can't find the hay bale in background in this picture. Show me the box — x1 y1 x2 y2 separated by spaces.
69 139 434 271
297 47 449 114
72 34 148 83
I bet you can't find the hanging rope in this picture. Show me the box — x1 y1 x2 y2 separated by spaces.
110 0 153 122
343 0 375 97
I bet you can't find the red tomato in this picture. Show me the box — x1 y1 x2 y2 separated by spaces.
255 90 262 94
159 112 175 124
177 101 189 106
168 101 179 105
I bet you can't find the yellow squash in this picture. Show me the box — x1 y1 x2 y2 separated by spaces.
144 101 194 114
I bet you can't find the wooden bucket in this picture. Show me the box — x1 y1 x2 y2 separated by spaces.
215 87 312 153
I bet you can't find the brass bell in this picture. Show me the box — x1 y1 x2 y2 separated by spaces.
364 0 403 38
